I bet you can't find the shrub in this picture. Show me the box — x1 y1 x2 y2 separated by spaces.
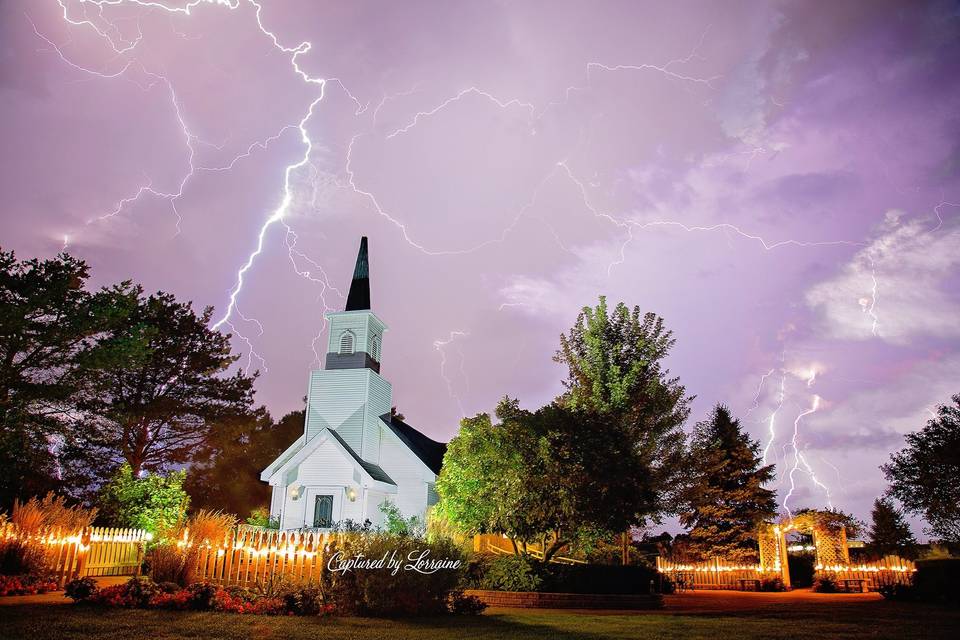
812 575 838 593
478 554 543 592
245 507 279 530
1 493 97 578
448 589 487 615
98 464 189 536
761 576 786 592
186 581 219 610
281 585 325 615
181 510 236 585
658 574 676 594
146 542 186 585
322 532 466 616
914 558 960 605
0 574 58 596
64 577 99 601
124 576 161 607
878 581 916 601
541 563 657 594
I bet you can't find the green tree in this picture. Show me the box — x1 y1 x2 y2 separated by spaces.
79 291 257 477
882 394 960 543
185 409 304 517
868 497 917 558
680 405 777 561
435 400 523 542
437 398 657 561
0 250 136 505
98 463 189 534
554 296 691 522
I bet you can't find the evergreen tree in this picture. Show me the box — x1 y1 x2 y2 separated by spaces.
0 250 137 505
868 497 917 558
554 296 691 523
78 291 257 477
185 409 304 517
681 404 777 561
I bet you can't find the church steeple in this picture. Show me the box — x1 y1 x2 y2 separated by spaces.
344 237 370 311
323 236 387 374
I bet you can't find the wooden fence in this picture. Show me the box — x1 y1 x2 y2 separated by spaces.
187 529 331 587
815 555 916 591
656 557 780 590
0 523 149 587
473 533 586 565
656 555 917 591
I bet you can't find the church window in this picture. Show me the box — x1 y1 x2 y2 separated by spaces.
339 331 354 354
371 334 381 361
313 494 333 528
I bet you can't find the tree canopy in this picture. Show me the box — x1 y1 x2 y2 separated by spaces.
437 394 661 561
680 404 777 561
185 409 305 517
78 291 257 477
553 296 691 522
882 394 960 543
867 497 916 558
0 250 137 505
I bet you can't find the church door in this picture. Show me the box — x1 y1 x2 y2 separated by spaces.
313 495 333 528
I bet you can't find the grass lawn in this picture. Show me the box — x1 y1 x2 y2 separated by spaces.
1 598 958 640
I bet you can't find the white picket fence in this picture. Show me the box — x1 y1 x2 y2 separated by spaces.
0 523 149 587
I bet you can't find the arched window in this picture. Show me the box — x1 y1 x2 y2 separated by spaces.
339 331 354 355
371 335 381 361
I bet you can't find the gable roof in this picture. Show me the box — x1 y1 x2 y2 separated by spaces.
327 428 395 484
261 427 395 488
380 414 447 475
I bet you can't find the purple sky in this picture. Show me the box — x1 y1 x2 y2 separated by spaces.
2 1 958 536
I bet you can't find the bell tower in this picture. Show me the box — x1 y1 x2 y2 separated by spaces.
302 236 391 462
324 237 386 373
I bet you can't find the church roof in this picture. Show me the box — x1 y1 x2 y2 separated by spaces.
381 414 447 475
344 236 370 311
327 428 395 485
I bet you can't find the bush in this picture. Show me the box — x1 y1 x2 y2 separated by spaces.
658 574 676 594
1 493 97 578
448 589 487 615
0 574 58 597
812 575 838 593
322 532 466 616
477 554 543 592
146 542 186 585
761 576 786 592
281 585 325 615
124 576 161 607
98 464 189 536
245 507 279 530
541 563 658 594
64 577 99 601
878 581 916 601
185 581 219 610
914 558 960 605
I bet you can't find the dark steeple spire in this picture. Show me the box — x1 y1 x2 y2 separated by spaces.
344 236 370 311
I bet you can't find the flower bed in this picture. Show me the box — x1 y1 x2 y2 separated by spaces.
0 574 59 597
65 576 332 616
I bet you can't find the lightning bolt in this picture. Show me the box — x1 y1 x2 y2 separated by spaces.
783 394 821 518
762 372 786 467
433 331 470 418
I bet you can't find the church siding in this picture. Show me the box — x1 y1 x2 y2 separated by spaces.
280 438 360 528
377 426 433 519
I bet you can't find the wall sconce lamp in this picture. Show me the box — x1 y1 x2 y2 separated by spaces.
288 485 304 501
346 486 357 502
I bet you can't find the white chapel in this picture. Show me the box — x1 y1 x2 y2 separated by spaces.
260 237 446 530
